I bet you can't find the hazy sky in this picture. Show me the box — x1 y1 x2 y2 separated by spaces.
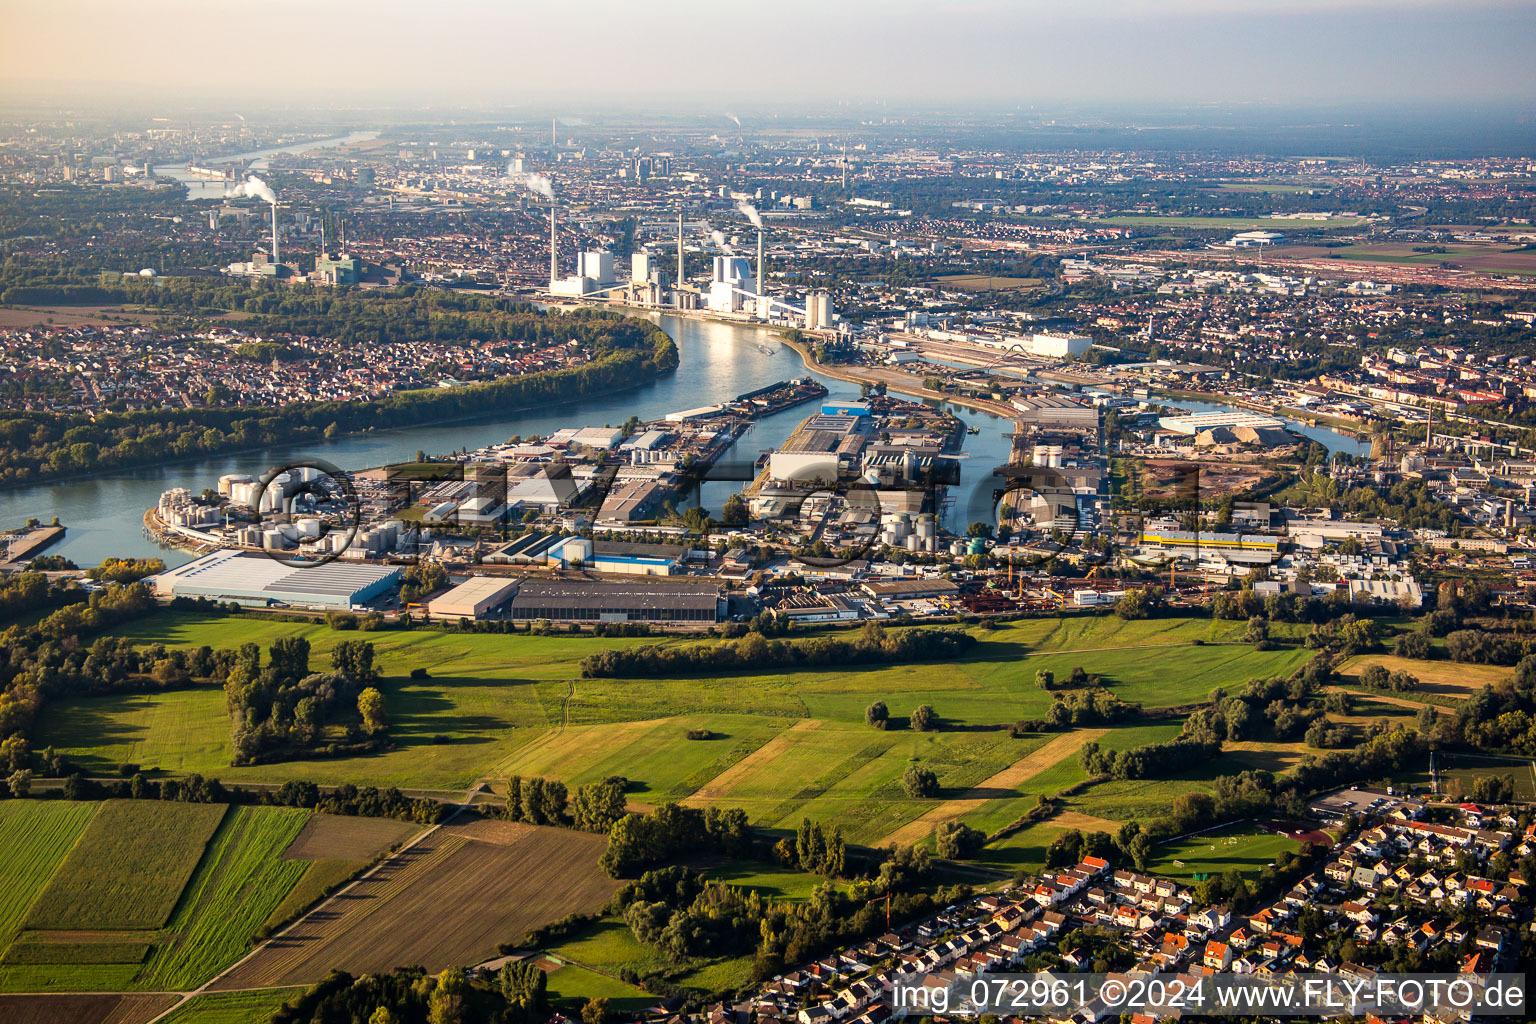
2 0 1532 110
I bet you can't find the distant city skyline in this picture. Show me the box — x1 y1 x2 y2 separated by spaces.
1 0 1533 109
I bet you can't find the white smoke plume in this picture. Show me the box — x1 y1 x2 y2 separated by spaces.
725 113 742 128
521 173 554 199
228 174 276 204
738 202 763 229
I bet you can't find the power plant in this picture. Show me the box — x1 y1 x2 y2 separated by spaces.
544 193 832 330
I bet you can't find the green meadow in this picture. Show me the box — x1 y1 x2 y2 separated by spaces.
33 611 1313 851
0 800 386 993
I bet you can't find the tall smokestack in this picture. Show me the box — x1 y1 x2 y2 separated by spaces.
756 229 764 298
550 206 558 286
676 212 684 285
270 202 279 265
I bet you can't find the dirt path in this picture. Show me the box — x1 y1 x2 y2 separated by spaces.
1330 687 1450 714
684 719 821 804
881 728 1110 847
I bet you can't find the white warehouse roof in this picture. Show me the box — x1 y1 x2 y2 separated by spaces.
152 549 401 610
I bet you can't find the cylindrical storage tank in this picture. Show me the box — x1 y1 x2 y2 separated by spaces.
905 535 921 551
950 539 967 556
968 537 987 556
218 473 251 497
261 529 287 550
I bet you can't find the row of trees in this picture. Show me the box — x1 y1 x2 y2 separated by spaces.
1010 687 1139 735
1079 733 1223 781
270 962 548 1024
0 769 446 825
502 775 571 827
580 624 976 678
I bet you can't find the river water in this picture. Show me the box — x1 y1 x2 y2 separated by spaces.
158 130 382 201
0 317 918 566
0 315 1360 569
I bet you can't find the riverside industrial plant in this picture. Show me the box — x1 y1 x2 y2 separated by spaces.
5 46 1536 1024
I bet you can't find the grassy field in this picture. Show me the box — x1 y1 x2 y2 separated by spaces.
1272 242 1536 277
1339 653 1506 701
1434 750 1536 800
545 963 654 1012
25 801 227 931
137 806 312 990
0 963 146 993
1148 823 1301 883
30 612 1314 854
157 989 305 1024
0 802 97 951
1088 214 1364 229
0 936 151 965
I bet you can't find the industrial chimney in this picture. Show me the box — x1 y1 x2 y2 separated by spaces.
270 202 279 265
549 206 558 286
676 212 684 286
756 229 764 299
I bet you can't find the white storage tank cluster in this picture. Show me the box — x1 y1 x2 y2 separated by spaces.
1033 444 1065 468
881 512 939 553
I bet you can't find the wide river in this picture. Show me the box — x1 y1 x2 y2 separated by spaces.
1 317 1364 569
0 317 1020 567
158 130 382 201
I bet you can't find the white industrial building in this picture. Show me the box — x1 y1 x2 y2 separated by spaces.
1228 230 1285 247
152 549 401 610
426 575 520 619
1158 411 1285 435
577 251 615 285
1028 332 1092 359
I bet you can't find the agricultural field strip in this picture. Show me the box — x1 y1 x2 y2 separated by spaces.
685 719 821 803
279 814 420 862
0 802 98 952
1048 811 1126 833
880 729 1110 846
223 836 470 985
182 808 458 1001
137 806 312 991
211 826 620 989
23 802 228 933
759 741 891 826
